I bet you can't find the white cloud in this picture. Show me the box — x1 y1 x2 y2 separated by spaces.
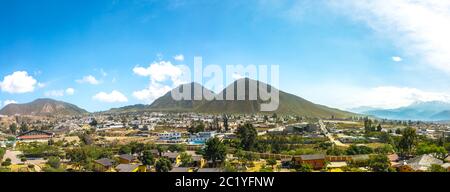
65 88 75 95
353 86 450 109
45 90 65 97
329 0 450 73
0 71 37 94
132 60 188 102
76 75 100 85
3 100 18 106
93 90 128 103
174 54 185 61
392 56 403 62
133 83 172 103
133 61 184 83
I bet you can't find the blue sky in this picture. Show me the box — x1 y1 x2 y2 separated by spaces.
2 0 450 112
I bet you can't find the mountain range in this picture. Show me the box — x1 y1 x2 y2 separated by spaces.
109 78 356 118
0 98 88 116
0 79 356 118
355 101 450 121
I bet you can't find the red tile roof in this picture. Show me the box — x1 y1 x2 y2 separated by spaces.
17 135 52 140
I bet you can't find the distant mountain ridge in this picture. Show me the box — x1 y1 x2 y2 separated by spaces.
0 98 88 116
109 78 356 118
360 101 450 121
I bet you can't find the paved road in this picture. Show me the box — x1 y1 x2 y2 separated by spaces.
318 120 348 147
3 150 22 164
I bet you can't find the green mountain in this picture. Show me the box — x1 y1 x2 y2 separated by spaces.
110 79 355 118
196 78 354 118
0 98 88 116
148 82 215 111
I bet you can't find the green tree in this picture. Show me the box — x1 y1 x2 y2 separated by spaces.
375 144 394 155
188 122 205 134
428 164 447 172
79 133 93 145
416 143 447 160
376 124 382 132
48 139 55 146
89 118 98 127
155 157 173 172
203 137 227 167
236 123 257 150
168 144 186 153
179 152 193 167
266 158 277 169
1 158 11 166
20 123 29 133
368 154 391 172
223 115 229 132
397 127 418 158
47 156 61 169
20 157 27 164
346 145 373 155
156 145 168 157
296 163 312 172
139 150 155 166
129 142 145 155
364 118 374 133
119 145 132 155
379 132 394 145
9 123 17 134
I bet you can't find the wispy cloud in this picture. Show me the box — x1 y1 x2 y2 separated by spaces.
329 0 450 73
76 75 100 85
45 90 65 97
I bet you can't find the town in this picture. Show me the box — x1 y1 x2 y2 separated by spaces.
1 111 450 172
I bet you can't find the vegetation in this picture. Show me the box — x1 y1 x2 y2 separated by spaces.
296 163 313 172
188 122 205 134
0 148 5 161
140 150 155 166
155 157 172 172
345 145 373 155
236 123 257 151
47 156 61 169
397 127 418 158
168 144 186 153
18 142 62 158
179 152 193 167
1 158 11 166
416 143 447 160
203 137 227 167
428 164 447 172
66 145 113 171
368 154 392 172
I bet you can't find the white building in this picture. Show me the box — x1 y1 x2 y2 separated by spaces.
158 132 182 141
189 131 217 143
